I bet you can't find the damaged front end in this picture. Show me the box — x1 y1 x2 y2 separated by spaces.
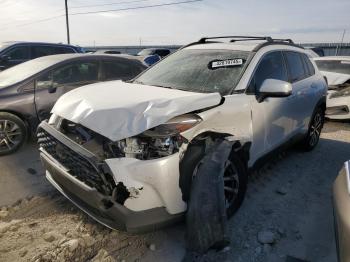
37 114 202 232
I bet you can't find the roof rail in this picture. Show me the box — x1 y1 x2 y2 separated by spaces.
181 35 300 50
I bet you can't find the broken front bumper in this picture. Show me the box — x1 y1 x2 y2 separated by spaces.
38 121 183 233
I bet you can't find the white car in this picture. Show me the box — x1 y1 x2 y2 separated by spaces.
38 36 327 233
314 56 350 120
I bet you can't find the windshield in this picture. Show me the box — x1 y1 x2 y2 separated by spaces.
0 58 58 88
134 49 250 95
315 60 350 75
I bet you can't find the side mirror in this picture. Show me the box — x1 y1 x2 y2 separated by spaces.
48 85 57 93
258 79 292 103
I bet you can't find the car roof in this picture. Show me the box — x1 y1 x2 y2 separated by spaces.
1 41 78 47
314 56 350 61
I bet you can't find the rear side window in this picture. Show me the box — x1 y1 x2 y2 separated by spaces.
156 49 170 57
55 47 76 54
5 46 30 60
32 46 56 59
253 51 288 90
302 54 315 76
284 51 307 82
102 60 142 81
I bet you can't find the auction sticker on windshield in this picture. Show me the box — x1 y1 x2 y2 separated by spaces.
210 59 243 69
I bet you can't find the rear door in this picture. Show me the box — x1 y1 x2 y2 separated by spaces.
34 60 100 121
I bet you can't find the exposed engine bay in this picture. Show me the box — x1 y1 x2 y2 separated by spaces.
56 118 182 161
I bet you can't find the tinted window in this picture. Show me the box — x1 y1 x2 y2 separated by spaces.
5 46 30 60
284 51 307 82
156 49 170 57
302 54 315 76
55 47 75 54
253 51 288 90
103 60 142 80
134 49 250 95
37 61 99 89
32 46 56 59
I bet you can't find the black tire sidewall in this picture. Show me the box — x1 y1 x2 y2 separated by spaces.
0 112 27 156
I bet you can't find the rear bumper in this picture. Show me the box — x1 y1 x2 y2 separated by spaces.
333 161 350 261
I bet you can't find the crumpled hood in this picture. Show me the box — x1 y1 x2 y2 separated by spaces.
52 80 222 141
321 71 350 86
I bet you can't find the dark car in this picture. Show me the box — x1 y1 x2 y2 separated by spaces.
0 41 84 71
0 53 147 155
137 48 171 58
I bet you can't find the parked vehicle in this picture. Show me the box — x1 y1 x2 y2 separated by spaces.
0 54 147 155
0 42 84 71
333 160 350 262
94 50 122 55
314 56 350 119
137 48 171 58
38 36 327 233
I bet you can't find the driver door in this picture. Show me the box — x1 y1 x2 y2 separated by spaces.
34 60 100 121
249 51 295 162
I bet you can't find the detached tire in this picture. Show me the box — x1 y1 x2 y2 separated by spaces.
300 107 324 151
0 112 27 156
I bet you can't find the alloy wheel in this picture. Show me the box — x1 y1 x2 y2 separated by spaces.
0 119 23 153
309 112 322 147
223 160 240 209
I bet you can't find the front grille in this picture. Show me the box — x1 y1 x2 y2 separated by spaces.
37 127 106 192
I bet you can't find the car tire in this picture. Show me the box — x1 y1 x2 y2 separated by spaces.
225 151 248 218
300 107 324 151
0 112 27 156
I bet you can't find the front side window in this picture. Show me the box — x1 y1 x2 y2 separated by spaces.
302 54 315 76
252 51 288 91
5 46 30 60
284 51 307 82
315 60 350 75
134 49 250 95
37 61 99 89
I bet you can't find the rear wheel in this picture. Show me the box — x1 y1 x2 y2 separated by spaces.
301 108 324 151
0 112 27 156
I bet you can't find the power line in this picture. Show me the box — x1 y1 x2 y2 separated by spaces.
0 0 203 30
69 0 153 9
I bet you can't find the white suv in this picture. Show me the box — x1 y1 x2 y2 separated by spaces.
38 36 327 233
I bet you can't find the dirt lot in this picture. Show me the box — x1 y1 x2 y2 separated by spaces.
0 121 349 262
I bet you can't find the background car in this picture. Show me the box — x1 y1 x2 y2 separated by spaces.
0 53 147 155
137 48 171 58
0 41 84 71
314 56 350 119
93 50 122 55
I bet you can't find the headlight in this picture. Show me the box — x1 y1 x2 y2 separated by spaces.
330 87 350 99
142 114 202 137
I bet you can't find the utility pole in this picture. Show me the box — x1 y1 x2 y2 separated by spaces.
65 0 70 44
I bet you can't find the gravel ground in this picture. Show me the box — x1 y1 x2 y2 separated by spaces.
0 121 349 262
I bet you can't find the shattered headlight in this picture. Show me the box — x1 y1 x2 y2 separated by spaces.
329 87 350 99
142 114 202 138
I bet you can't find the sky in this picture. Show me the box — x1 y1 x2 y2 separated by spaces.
0 0 349 46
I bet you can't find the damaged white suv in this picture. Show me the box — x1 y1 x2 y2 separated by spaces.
38 36 327 233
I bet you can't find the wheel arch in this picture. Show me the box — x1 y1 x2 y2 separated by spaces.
179 131 251 201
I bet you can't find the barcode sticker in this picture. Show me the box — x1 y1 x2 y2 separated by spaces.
210 59 243 69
